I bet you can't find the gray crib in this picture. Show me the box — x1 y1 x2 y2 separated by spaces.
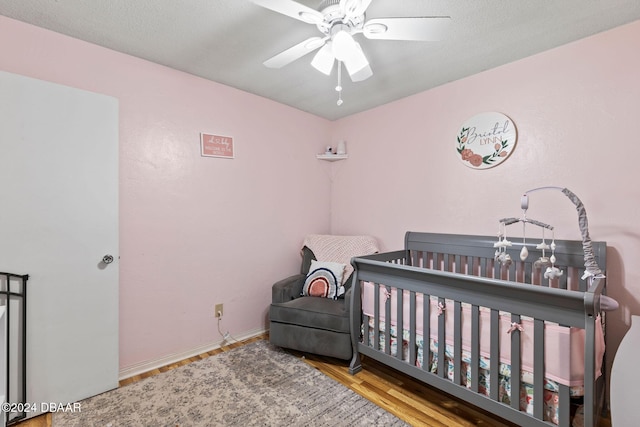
349 232 610 427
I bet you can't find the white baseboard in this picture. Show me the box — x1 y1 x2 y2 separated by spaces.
118 327 268 381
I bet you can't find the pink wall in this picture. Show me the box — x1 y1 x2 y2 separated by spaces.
330 20 640 377
2 13 639 382
0 16 333 369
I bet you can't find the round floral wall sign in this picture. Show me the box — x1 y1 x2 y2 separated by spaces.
456 112 517 169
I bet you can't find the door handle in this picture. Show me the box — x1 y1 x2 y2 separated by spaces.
102 254 114 264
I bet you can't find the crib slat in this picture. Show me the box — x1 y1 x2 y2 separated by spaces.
373 283 380 352
494 258 502 280
533 266 549 287
454 254 462 274
453 301 462 385
363 314 371 347
490 309 500 401
576 267 587 291
558 265 568 289
384 285 391 356
508 260 516 282
422 293 431 372
524 260 533 284
437 297 446 377
409 291 417 365
412 250 420 267
396 284 403 361
480 256 488 278
533 318 545 420
510 313 522 411
558 384 570 426
470 305 480 393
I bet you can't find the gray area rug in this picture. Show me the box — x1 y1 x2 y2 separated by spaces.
53 340 407 426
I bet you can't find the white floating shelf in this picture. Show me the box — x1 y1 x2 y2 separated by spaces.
316 154 348 162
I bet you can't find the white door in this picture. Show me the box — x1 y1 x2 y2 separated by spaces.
0 71 119 418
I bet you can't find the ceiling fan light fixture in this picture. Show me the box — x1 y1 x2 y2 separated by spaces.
311 43 335 75
331 29 357 62
343 42 372 82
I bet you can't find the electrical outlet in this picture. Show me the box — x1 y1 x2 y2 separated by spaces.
215 303 223 318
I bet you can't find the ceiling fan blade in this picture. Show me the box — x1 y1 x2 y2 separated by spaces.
339 0 372 18
311 43 335 76
343 42 372 82
263 37 325 68
252 0 324 24
363 16 452 41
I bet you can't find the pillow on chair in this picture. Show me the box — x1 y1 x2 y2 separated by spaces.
302 260 346 299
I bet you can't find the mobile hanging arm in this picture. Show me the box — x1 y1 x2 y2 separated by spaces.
521 186 617 311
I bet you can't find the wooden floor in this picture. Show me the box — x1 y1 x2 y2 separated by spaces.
16 334 611 427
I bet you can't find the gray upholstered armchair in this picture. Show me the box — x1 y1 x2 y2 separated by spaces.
270 235 379 359
269 246 354 360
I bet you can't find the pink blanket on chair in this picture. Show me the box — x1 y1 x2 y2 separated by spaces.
303 234 379 283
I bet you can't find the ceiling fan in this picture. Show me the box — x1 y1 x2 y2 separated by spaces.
252 0 451 86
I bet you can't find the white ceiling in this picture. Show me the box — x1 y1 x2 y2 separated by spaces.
2 0 640 120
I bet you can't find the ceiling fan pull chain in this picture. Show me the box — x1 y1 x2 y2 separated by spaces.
336 61 344 106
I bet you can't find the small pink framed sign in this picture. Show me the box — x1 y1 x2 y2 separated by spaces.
201 133 234 159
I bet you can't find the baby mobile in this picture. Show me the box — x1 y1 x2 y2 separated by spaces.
495 186 609 280
494 186 618 306
495 213 562 280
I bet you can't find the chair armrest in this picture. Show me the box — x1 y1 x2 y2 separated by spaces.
272 274 305 304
